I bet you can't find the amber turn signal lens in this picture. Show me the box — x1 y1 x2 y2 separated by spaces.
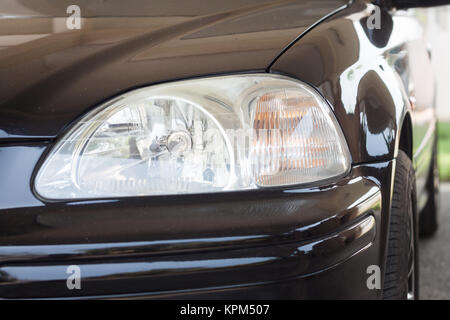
251 89 350 187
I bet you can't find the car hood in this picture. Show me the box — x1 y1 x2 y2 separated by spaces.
0 0 348 139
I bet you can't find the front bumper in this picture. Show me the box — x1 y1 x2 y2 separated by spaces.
0 144 394 299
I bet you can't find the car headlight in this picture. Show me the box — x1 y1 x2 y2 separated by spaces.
35 74 351 199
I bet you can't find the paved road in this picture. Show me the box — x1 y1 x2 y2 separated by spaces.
420 183 450 299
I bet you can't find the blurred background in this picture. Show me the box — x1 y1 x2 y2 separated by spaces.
416 5 450 299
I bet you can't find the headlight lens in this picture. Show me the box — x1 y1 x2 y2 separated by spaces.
35 74 351 199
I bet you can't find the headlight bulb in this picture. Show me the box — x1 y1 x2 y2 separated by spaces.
167 131 192 157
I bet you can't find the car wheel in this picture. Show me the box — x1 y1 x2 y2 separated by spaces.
419 143 439 237
382 150 418 300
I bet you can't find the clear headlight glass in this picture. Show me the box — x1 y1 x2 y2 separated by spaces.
35 74 351 199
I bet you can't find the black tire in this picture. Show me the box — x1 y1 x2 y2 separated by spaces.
419 142 439 237
382 150 419 300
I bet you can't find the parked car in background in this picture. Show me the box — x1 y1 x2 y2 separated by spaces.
0 0 446 299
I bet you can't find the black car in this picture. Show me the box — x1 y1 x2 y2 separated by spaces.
0 0 446 299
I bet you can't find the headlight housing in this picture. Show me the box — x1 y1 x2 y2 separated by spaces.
35 74 351 199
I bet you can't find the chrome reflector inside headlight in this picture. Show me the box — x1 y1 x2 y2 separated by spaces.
35 74 351 199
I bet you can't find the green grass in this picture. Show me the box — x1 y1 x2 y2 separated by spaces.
438 122 450 181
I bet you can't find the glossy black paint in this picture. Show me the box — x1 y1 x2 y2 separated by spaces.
270 0 436 207
0 148 387 298
0 144 382 245
0 0 438 299
0 0 347 140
